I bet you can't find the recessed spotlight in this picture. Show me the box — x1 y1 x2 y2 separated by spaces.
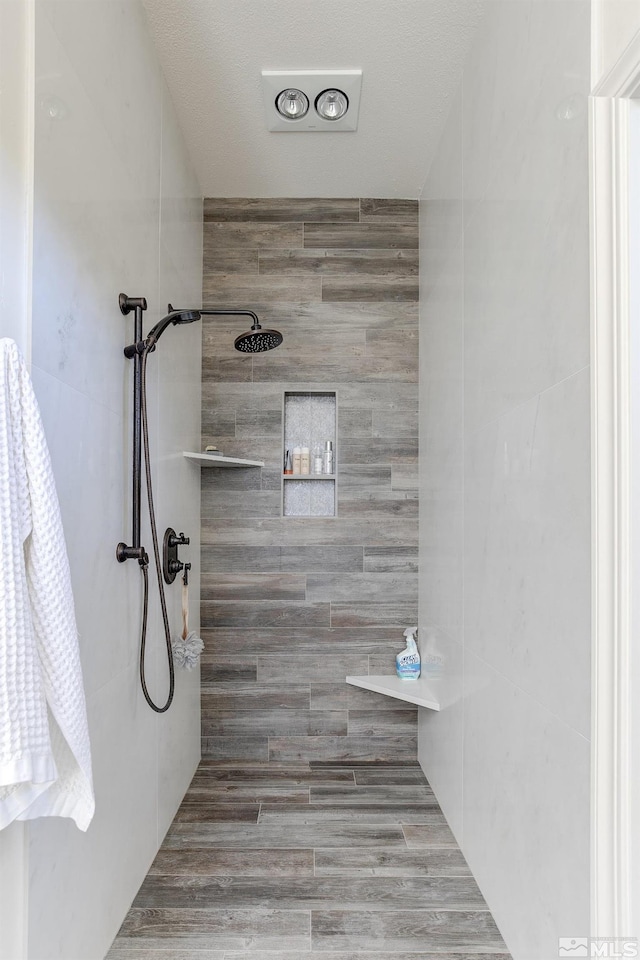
315 89 349 121
276 88 309 120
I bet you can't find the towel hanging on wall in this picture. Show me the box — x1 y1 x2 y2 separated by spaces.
0 339 94 831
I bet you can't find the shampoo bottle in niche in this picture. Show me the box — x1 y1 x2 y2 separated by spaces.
324 440 334 475
396 627 420 680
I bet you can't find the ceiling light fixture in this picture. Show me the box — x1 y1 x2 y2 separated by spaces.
315 89 349 121
262 70 362 132
276 88 309 120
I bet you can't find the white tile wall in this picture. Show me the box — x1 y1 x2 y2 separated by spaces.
26 2 203 958
462 650 590 959
418 2 591 957
418 83 465 841
465 370 591 738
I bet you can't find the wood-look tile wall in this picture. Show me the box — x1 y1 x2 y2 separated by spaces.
200 198 419 763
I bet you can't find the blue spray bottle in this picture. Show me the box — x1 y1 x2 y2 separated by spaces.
396 627 421 680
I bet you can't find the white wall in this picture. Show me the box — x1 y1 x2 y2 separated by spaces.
419 3 591 958
25 2 203 957
0 0 33 355
0 3 33 955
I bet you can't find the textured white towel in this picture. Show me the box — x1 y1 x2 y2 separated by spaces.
0 339 94 830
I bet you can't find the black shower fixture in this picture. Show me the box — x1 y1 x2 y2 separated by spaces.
118 297 283 560
123 302 283 357
172 304 283 353
117 293 283 713
122 304 201 357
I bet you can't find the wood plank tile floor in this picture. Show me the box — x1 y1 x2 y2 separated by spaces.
106 762 511 959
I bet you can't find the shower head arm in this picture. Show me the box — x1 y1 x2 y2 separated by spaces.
174 306 262 330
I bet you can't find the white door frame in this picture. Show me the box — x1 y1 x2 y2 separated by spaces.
591 31 640 940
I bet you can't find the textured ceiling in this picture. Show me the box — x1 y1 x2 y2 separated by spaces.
141 0 482 198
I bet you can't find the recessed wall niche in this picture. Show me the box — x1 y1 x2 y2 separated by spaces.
282 391 337 517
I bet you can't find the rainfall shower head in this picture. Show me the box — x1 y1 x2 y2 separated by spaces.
198 308 283 354
234 322 283 353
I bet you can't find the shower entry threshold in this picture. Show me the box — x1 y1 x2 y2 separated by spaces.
346 674 441 711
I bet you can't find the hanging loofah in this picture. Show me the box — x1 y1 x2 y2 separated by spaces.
172 631 204 671
172 567 203 670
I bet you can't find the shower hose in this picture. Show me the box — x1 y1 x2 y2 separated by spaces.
137 340 175 713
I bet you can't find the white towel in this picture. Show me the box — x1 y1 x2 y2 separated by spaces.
0 339 94 831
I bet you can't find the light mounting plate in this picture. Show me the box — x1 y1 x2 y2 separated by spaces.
261 69 362 132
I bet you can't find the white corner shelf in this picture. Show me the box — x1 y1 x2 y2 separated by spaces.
183 452 265 469
346 675 441 711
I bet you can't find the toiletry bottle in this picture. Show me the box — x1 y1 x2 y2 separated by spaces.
292 447 302 474
396 627 421 680
312 445 323 474
323 440 334 475
284 450 293 475
301 447 310 475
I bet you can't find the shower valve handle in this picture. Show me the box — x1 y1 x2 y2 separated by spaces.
163 527 189 584
169 532 190 548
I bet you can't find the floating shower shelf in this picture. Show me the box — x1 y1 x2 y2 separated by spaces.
346 675 441 711
183 452 264 468
283 474 336 481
